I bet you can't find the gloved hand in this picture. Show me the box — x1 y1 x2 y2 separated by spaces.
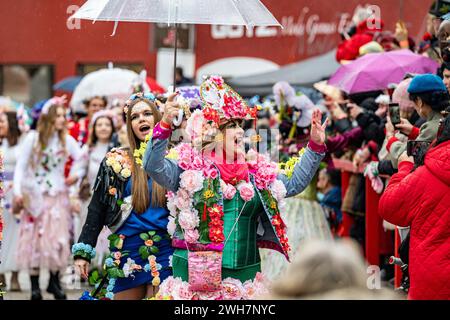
364 161 384 194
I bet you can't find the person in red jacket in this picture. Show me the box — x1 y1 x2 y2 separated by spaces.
68 96 108 146
336 18 384 63
379 115 450 300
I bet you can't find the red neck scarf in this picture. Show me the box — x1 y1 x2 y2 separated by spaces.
207 151 249 185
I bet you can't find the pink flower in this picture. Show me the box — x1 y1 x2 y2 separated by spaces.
180 170 204 195
237 182 254 202
167 216 176 237
161 277 180 295
210 75 224 87
222 278 245 300
269 179 287 202
254 272 265 283
113 252 122 260
177 281 195 300
166 191 175 200
186 110 204 140
179 160 190 171
184 229 200 244
204 166 218 180
178 209 200 230
177 143 195 170
192 156 204 170
196 290 223 300
242 273 268 299
175 189 191 210
221 180 237 200
167 201 178 217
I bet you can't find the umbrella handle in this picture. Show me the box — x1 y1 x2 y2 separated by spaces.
172 109 184 127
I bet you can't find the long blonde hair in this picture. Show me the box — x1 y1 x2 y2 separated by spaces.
126 98 166 213
34 104 67 165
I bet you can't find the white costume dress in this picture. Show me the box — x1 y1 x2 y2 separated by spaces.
13 131 83 271
0 138 22 273
260 181 332 281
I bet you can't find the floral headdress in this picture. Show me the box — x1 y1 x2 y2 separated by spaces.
199 76 256 124
41 95 67 115
124 92 156 115
186 76 258 147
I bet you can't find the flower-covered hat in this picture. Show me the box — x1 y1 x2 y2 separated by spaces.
185 76 259 147
199 76 257 125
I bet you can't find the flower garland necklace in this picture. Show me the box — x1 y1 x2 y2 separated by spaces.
133 131 153 167
105 148 132 179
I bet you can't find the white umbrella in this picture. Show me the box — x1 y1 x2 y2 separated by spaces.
69 0 281 88
70 66 150 113
70 0 280 27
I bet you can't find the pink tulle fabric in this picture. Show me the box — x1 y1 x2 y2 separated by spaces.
16 192 71 271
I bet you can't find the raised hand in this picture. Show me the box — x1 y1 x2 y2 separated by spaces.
310 109 328 145
161 92 181 125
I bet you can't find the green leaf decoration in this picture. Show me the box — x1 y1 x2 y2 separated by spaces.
150 246 160 254
88 270 99 286
142 251 150 260
148 231 156 236
152 235 162 242
108 234 119 242
139 246 150 260
107 268 120 278
113 238 120 248
140 233 149 241
198 219 210 244
193 190 203 205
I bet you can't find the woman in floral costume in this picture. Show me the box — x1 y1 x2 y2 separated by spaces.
143 76 327 299
73 94 173 300
13 97 84 300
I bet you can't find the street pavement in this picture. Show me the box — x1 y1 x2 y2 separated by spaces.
1 267 88 300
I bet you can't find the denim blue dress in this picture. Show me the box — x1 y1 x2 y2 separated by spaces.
111 178 173 293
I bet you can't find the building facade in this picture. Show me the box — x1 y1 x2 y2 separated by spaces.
0 0 433 105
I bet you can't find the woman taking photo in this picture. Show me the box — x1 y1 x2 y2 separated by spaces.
73 93 173 300
0 110 23 292
143 76 327 300
13 96 84 300
379 111 450 300
386 74 447 164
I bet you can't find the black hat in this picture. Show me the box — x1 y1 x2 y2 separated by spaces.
429 0 450 18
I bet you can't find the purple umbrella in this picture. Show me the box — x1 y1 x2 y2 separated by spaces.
328 50 440 94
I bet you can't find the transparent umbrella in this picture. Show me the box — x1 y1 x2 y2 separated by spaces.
70 0 280 27
69 0 281 88
70 66 150 113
